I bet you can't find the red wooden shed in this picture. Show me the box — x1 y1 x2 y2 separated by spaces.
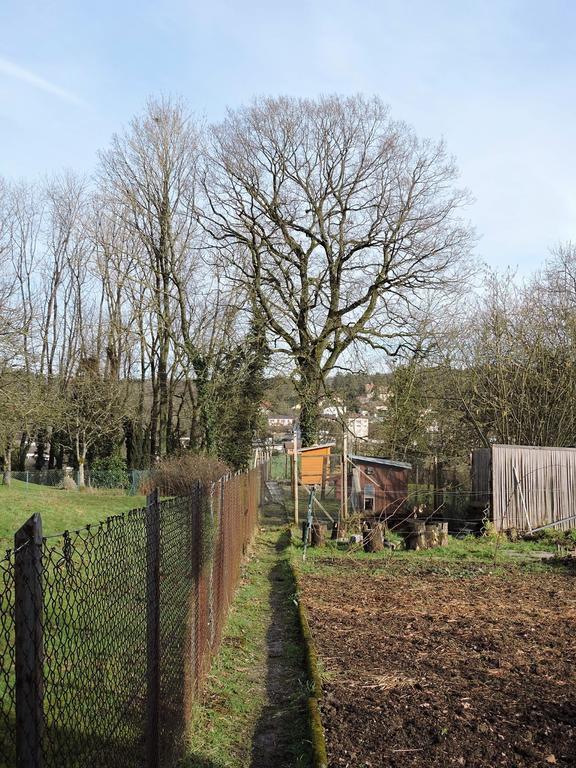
346 455 411 518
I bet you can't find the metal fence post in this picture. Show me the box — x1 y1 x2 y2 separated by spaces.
15 513 44 768
146 488 160 768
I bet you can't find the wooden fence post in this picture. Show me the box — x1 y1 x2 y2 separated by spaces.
146 488 161 768
15 513 44 768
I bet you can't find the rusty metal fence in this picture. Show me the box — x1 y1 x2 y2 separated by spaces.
0 465 264 768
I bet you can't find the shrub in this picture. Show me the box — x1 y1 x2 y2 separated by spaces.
59 475 78 492
141 454 230 497
482 521 499 539
90 455 130 489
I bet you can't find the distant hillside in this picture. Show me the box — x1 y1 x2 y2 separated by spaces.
263 372 391 414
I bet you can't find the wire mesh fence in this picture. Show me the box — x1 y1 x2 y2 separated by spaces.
0 549 16 768
0 464 264 768
7 469 150 495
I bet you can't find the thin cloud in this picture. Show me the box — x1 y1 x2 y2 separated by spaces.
0 56 87 107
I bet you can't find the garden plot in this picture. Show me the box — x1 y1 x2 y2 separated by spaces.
299 558 576 767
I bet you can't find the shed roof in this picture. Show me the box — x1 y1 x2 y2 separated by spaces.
349 454 412 470
282 441 336 453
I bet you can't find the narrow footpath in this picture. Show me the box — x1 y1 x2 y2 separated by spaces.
185 496 313 768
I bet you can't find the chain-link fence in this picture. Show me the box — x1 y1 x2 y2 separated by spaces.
8 469 150 495
0 549 16 768
0 464 264 768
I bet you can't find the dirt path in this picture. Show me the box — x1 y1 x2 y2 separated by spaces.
249 496 312 767
249 530 309 767
186 497 312 768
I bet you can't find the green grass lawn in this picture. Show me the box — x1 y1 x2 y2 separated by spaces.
291 529 567 576
0 480 145 545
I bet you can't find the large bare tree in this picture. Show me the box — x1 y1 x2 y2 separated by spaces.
98 96 201 457
202 95 473 443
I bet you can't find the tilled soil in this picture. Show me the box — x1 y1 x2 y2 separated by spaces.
300 559 576 767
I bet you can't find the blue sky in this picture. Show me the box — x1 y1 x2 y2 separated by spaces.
1 0 575 272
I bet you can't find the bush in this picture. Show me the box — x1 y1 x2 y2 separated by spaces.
141 454 230 497
482 521 499 539
90 455 129 489
59 475 78 492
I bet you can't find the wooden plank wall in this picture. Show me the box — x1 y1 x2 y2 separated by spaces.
492 444 576 531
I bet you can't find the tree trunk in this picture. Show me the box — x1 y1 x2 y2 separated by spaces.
3 440 12 486
406 520 427 550
35 430 47 470
56 443 64 471
123 418 134 469
158 342 169 457
311 522 326 547
78 460 85 489
425 523 440 549
149 374 159 460
16 433 29 472
295 370 323 447
363 520 384 553
76 430 86 488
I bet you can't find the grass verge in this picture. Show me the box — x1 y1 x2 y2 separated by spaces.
291 561 328 768
291 530 566 577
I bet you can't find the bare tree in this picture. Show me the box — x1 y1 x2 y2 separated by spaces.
442 268 576 447
61 359 130 487
98 96 202 458
202 95 473 443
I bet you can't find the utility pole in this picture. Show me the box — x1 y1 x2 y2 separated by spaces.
342 426 348 520
293 425 299 525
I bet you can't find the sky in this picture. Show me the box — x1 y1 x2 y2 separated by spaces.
1 0 575 273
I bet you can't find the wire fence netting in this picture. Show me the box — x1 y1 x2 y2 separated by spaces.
0 550 16 767
0 465 263 768
9 469 150 495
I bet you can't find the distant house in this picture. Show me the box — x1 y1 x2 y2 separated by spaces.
338 455 411 518
322 405 345 418
267 415 294 429
347 415 369 439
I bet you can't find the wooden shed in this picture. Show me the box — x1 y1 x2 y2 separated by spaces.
286 443 334 486
345 455 411 517
472 443 576 531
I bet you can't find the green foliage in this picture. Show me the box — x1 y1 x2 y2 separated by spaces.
531 528 575 546
217 310 270 469
90 455 130 488
482 521 499 540
264 376 298 414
